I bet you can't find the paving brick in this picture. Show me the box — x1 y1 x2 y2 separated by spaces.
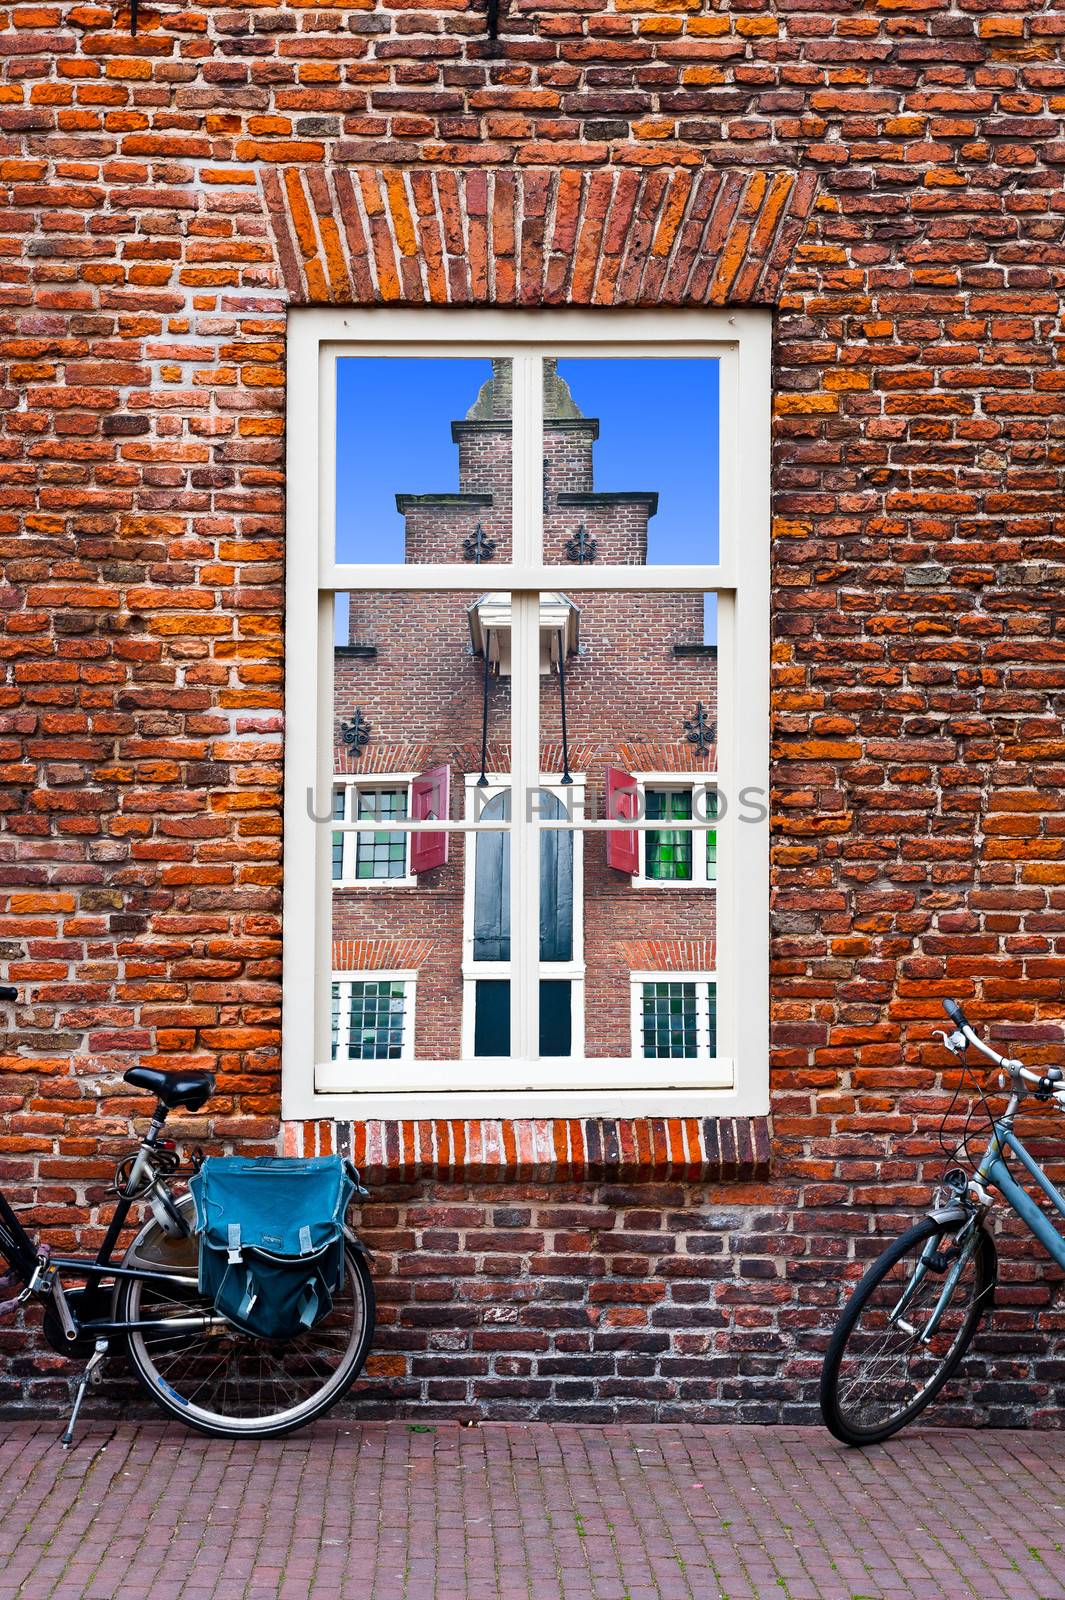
7 1421 1047 1600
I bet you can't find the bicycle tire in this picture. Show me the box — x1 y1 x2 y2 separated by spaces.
820 1215 995 1447
115 1202 375 1440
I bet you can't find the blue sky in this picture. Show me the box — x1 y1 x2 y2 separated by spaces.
335 356 720 637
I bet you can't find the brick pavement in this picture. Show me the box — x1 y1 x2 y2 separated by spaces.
0 1421 1063 1600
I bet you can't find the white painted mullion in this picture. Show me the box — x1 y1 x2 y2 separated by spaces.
509 353 543 1063
314 594 336 1071
697 981 712 1058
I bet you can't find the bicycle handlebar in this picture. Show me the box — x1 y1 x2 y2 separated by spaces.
0 987 15 1003
942 997 1060 1091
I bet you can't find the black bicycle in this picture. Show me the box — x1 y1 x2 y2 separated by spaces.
0 987 376 1444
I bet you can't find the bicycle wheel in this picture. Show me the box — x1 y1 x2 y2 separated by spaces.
820 1214 995 1447
115 1199 375 1440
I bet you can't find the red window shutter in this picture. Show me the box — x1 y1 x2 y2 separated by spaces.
605 767 638 874
410 764 449 873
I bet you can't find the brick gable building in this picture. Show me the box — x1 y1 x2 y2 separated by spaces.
2 0 1065 1425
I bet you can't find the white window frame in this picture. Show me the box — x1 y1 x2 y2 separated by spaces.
332 774 417 889
629 973 724 1084
320 970 417 1084
283 307 770 1119
630 775 718 890
460 772 586 1059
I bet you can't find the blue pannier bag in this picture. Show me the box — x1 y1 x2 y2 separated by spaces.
190 1156 356 1341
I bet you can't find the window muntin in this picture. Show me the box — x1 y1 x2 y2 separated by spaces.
330 976 414 1061
284 309 769 1115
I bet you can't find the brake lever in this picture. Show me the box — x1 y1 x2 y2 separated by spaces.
935 1028 967 1057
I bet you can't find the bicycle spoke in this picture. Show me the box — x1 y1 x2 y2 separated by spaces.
125 1244 369 1431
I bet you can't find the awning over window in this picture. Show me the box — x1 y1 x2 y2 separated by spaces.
467 592 579 675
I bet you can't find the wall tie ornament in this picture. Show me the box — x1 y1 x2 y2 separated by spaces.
683 702 715 756
340 709 372 756
565 525 597 565
463 523 496 563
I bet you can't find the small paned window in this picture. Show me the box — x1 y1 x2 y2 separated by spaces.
355 788 408 880
331 978 410 1060
645 789 694 881
638 979 716 1059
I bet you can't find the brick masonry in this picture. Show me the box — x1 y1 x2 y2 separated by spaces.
3 3 1065 1423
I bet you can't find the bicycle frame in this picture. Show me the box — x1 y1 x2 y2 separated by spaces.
978 1121 1065 1273
0 1108 219 1342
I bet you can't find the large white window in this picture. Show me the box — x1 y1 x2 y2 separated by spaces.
283 310 770 1119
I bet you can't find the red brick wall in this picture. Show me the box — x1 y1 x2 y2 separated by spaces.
2 2 1065 1423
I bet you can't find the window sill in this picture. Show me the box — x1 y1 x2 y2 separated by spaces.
333 878 417 891
630 880 717 891
287 1114 772 1185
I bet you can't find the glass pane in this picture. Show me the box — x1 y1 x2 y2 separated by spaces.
646 789 693 881
329 589 513 1066
537 587 718 1059
641 981 699 1058
334 357 513 566
545 358 719 565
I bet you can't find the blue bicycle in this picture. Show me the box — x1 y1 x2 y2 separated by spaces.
820 997 1065 1445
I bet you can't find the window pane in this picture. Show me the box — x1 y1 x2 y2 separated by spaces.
542 586 718 1057
473 789 573 963
544 358 719 565
330 589 512 1066
334 357 512 569
331 788 345 881
646 789 693 881
706 788 718 883
355 787 408 880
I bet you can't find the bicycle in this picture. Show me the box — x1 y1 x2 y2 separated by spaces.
820 996 1065 1446
0 986 376 1445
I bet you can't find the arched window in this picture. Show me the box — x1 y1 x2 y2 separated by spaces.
473 790 573 963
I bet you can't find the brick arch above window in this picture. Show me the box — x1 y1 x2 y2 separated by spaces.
332 939 436 972
620 939 717 973
262 165 820 308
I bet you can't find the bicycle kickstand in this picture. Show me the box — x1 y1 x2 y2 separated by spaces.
61 1338 109 1449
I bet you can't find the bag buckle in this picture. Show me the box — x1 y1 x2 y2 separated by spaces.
226 1223 243 1264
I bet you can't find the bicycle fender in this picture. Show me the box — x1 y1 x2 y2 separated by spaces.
927 1203 970 1226
343 1227 374 1263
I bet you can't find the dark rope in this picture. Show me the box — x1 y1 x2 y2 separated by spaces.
478 644 490 786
